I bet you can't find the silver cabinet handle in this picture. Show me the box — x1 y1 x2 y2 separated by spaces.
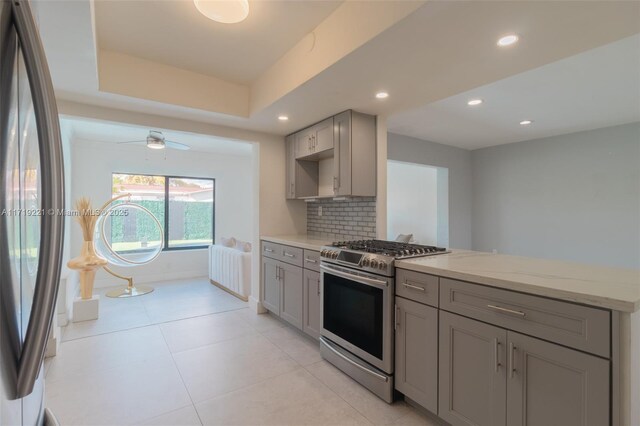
487 304 526 317
403 282 426 292
509 342 517 378
333 176 338 192
264 247 274 253
320 337 388 382
275 266 279 280
283 252 295 258
290 182 294 197
13 0 65 398
305 258 318 264
494 339 502 372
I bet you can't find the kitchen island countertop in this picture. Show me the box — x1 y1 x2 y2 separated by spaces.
396 250 640 312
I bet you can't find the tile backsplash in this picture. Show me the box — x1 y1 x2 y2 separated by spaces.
307 197 377 240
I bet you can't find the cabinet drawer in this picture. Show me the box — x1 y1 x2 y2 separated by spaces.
261 241 281 260
440 278 610 357
396 269 439 308
303 249 320 272
280 245 303 267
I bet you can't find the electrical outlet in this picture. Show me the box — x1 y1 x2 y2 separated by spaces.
318 206 323 217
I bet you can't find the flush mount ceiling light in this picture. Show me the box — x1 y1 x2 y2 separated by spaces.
375 91 389 99
193 0 249 24
519 120 533 126
497 34 519 47
467 99 483 106
278 115 289 121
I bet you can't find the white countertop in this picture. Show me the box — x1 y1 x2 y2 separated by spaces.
260 235 332 252
396 250 640 313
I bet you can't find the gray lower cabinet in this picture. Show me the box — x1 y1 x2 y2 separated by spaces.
506 331 609 426
303 269 321 339
262 256 281 314
439 310 508 426
439 310 610 426
280 262 303 329
394 296 438 413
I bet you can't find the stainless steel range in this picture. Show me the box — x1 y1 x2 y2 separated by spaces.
319 240 449 402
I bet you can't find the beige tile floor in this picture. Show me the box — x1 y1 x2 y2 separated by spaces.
46 278 441 426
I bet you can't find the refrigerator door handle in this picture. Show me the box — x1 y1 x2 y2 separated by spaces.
12 0 65 398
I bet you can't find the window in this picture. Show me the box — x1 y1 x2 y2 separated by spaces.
112 173 215 251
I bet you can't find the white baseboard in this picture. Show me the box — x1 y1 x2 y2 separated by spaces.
249 296 266 313
94 269 206 288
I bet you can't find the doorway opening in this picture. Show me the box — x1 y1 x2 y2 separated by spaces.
386 160 449 247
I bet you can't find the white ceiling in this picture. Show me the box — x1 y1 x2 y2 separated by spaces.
64 117 253 155
36 1 640 144
387 35 640 150
95 0 342 84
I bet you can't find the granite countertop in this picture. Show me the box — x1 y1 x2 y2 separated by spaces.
260 235 332 251
396 250 640 313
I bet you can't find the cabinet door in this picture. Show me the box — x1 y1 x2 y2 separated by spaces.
295 128 313 159
303 269 321 339
439 311 507 426
333 110 352 196
506 331 609 426
280 262 304 329
285 135 296 199
395 297 438 413
313 117 334 153
262 257 280 314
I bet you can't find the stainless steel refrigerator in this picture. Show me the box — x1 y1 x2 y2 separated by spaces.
1 0 65 424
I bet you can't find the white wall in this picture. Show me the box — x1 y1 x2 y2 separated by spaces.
70 136 253 287
387 133 472 249
471 122 640 269
387 160 439 245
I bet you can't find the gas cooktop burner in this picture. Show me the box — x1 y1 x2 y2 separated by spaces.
329 239 448 258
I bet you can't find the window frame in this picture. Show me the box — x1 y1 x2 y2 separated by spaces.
112 172 215 252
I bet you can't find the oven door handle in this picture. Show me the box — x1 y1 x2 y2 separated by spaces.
320 337 388 382
320 264 388 289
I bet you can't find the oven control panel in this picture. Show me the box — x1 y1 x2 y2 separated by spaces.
321 248 394 276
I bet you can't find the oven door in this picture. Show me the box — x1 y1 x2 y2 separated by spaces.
320 263 394 374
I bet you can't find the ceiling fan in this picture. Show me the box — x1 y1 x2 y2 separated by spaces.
118 130 190 151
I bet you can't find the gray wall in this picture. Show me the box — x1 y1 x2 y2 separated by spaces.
307 197 377 240
471 122 640 269
387 133 472 249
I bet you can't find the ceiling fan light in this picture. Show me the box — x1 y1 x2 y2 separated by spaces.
194 0 249 24
147 138 165 150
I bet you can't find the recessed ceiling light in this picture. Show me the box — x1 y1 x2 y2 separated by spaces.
497 34 519 47
375 92 389 99
467 99 483 106
520 120 533 126
278 115 289 121
193 0 249 24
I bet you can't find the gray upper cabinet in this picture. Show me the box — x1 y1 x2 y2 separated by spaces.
394 296 438 413
262 256 281 315
295 117 334 159
286 110 376 199
334 110 376 197
280 261 304 330
303 269 321 339
285 135 318 199
439 310 507 426
506 331 609 426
